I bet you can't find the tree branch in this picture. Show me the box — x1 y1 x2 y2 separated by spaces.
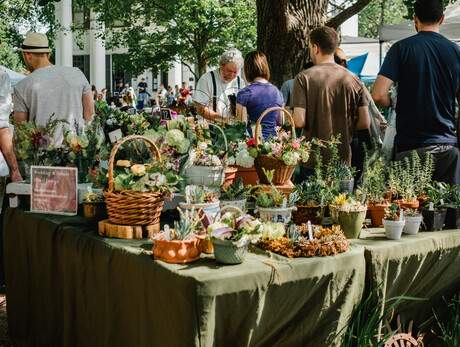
326 0 372 29
181 59 198 82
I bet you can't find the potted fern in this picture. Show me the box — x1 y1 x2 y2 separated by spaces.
291 181 326 225
383 203 405 239
445 184 460 229
255 169 298 225
403 208 423 235
152 209 202 263
421 182 448 231
219 177 252 210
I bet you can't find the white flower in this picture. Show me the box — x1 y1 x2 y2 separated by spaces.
235 149 255 168
198 142 208 150
237 142 248 151
300 151 310 163
176 138 190 154
211 155 222 166
227 157 236 165
150 173 167 185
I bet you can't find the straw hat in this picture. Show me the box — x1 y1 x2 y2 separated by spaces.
18 32 51 53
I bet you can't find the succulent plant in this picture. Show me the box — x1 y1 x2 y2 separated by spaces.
220 178 251 200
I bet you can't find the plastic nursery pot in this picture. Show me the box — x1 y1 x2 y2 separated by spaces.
383 219 405 239
367 203 389 227
82 201 108 225
445 207 460 229
339 179 354 195
337 209 366 239
179 201 220 221
403 216 423 235
220 198 247 211
231 165 259 186
292 205 325 225
392 200 419 210
421 208 447 231
211 238 248 265
152 238 202 263
257 206 297 224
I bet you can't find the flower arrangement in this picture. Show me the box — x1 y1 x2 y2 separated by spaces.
207 210 262 247
189 141 226 166
256 126 314 166
83 190 105 203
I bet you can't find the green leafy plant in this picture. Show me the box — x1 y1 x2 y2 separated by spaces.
387 159 417 202
335 160 356 181
172 211 200 240
424 182 450 209
286 224 301 244
293 181 325 206
255 169 300 208
433 294 460 347
411 151 435 197
220 178 252 201
383 203 401 221
361 143 389 205
184 185 219 204
444 184 460 209
404 208 421 217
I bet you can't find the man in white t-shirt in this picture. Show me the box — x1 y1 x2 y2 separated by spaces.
0 39 22 182
155 84 167 106
13 32 94 145
193 48 246 122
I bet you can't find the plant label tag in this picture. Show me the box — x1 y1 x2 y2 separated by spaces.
429 202 434 211
108 129 123 143
400 209 404 221
87 186 93 194
282 198 287 209
307 221 313 241
440 199 444 206
185 186 191 204
164 224 170 241
321 196 324 207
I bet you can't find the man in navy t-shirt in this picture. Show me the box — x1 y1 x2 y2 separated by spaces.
372 0 460 185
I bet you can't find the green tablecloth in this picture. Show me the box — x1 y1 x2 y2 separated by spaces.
355 228 460 330
3 208 366 347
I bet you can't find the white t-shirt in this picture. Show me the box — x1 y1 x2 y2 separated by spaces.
0 70 14 176
193 69 246 117
13 65 91 145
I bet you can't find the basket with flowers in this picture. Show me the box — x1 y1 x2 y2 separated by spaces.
253 107 314 185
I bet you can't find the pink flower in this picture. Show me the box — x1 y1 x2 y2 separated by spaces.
247 138 256 147
292 141 300 149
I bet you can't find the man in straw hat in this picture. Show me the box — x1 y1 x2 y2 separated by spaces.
13 32 94 145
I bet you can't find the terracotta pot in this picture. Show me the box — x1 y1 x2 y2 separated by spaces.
220 166 238 189
196 234 213 254
82 201 108 225
231 165 259 186
417 195 429 208
367 203 389 227
152 238 202 263
292 205 325 225
392 200 419 210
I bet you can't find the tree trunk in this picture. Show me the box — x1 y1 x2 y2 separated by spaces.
197 52 208 79
257 0 372 88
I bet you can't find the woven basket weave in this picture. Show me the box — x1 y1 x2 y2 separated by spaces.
104 135 165 226
254 107 297 185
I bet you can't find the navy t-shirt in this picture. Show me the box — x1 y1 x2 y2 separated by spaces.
379 31 460 145
236 82 284 140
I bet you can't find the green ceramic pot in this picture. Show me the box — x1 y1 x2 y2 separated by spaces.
337 209 366 239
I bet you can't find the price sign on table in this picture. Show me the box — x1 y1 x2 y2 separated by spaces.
30 166 78 215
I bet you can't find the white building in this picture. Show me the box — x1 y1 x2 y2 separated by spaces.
54 0 196 101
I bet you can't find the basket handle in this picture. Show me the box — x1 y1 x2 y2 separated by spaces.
254 107 296 150
212 205 244 223
107 135 162 193
192 122 228 152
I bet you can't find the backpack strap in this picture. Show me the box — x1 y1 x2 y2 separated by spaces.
210 70 217 112
237 76 240 90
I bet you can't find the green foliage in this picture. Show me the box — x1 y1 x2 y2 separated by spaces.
172 210 201 240
433 294 460 347
445 185 460 209
286 224 301 244
403 0 453 20
220 177 251 200
335 160 356 181
358 0 408 39
86 0 257 77
361 143 388 205
383 203 400 221
424 182 450 209
411 151 434 197
293 181 325 206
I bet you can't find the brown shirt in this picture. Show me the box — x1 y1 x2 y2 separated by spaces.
292 62 369 169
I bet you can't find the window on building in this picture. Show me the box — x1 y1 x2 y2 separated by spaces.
72 0 90 30
73 55 90 82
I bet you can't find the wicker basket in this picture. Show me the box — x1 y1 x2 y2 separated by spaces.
104 135 165 226
254 107 297 185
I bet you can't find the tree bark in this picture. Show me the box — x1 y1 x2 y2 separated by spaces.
257 0 372 88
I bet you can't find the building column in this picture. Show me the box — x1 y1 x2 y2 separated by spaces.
89 13 106 91
55 0 73 67
170 59 182 87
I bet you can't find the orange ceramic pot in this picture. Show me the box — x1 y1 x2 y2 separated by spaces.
197 234 214 254
152 238 202 263
393 200 419 210
367 203 389 227
232 165 259 186
221 166 238 189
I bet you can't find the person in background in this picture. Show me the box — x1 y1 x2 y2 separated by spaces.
280 62 314 108
174 85 180 100
155 84 167 106
372 0 460 185
164 86 176 106
100 88 107 102
292 26 370 181
13 32 94 145
108 101 117 110
193 48 246 122
91 85 97 101
137 77 148 106
178 82 191 106
235 51 283 140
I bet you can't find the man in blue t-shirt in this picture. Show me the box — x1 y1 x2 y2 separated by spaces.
372 0 460 185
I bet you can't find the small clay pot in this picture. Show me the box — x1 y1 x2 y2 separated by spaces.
82 201 108 225
367 203 389 227
393 200 419 210
221 166 238 189
152 238 202 263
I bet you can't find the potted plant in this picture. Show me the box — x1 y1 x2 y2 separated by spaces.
207 206 262 264
420 182 448 231
411 151 435 205
330 193 367 239
152 209 202 263
361 146 389 227
82 189 107 225
388 159 419 209
179 185 220 221
255 169 298 224
291 180 326 225
403 208 423 235
219 177 252 210
444 184 460 229
382 203 405 240
335 160 356 195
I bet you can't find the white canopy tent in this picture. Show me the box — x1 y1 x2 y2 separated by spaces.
378 1 460 42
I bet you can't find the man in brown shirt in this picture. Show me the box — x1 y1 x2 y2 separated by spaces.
292 26 370 180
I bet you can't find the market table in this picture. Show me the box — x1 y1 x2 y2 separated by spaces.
355 228 460 331
3 208 366 347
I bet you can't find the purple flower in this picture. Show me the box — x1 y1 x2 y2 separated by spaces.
39 135 53 148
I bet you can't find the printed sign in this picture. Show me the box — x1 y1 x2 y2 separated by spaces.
160 108 172 120
30 166 78 215
108 129 123 143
